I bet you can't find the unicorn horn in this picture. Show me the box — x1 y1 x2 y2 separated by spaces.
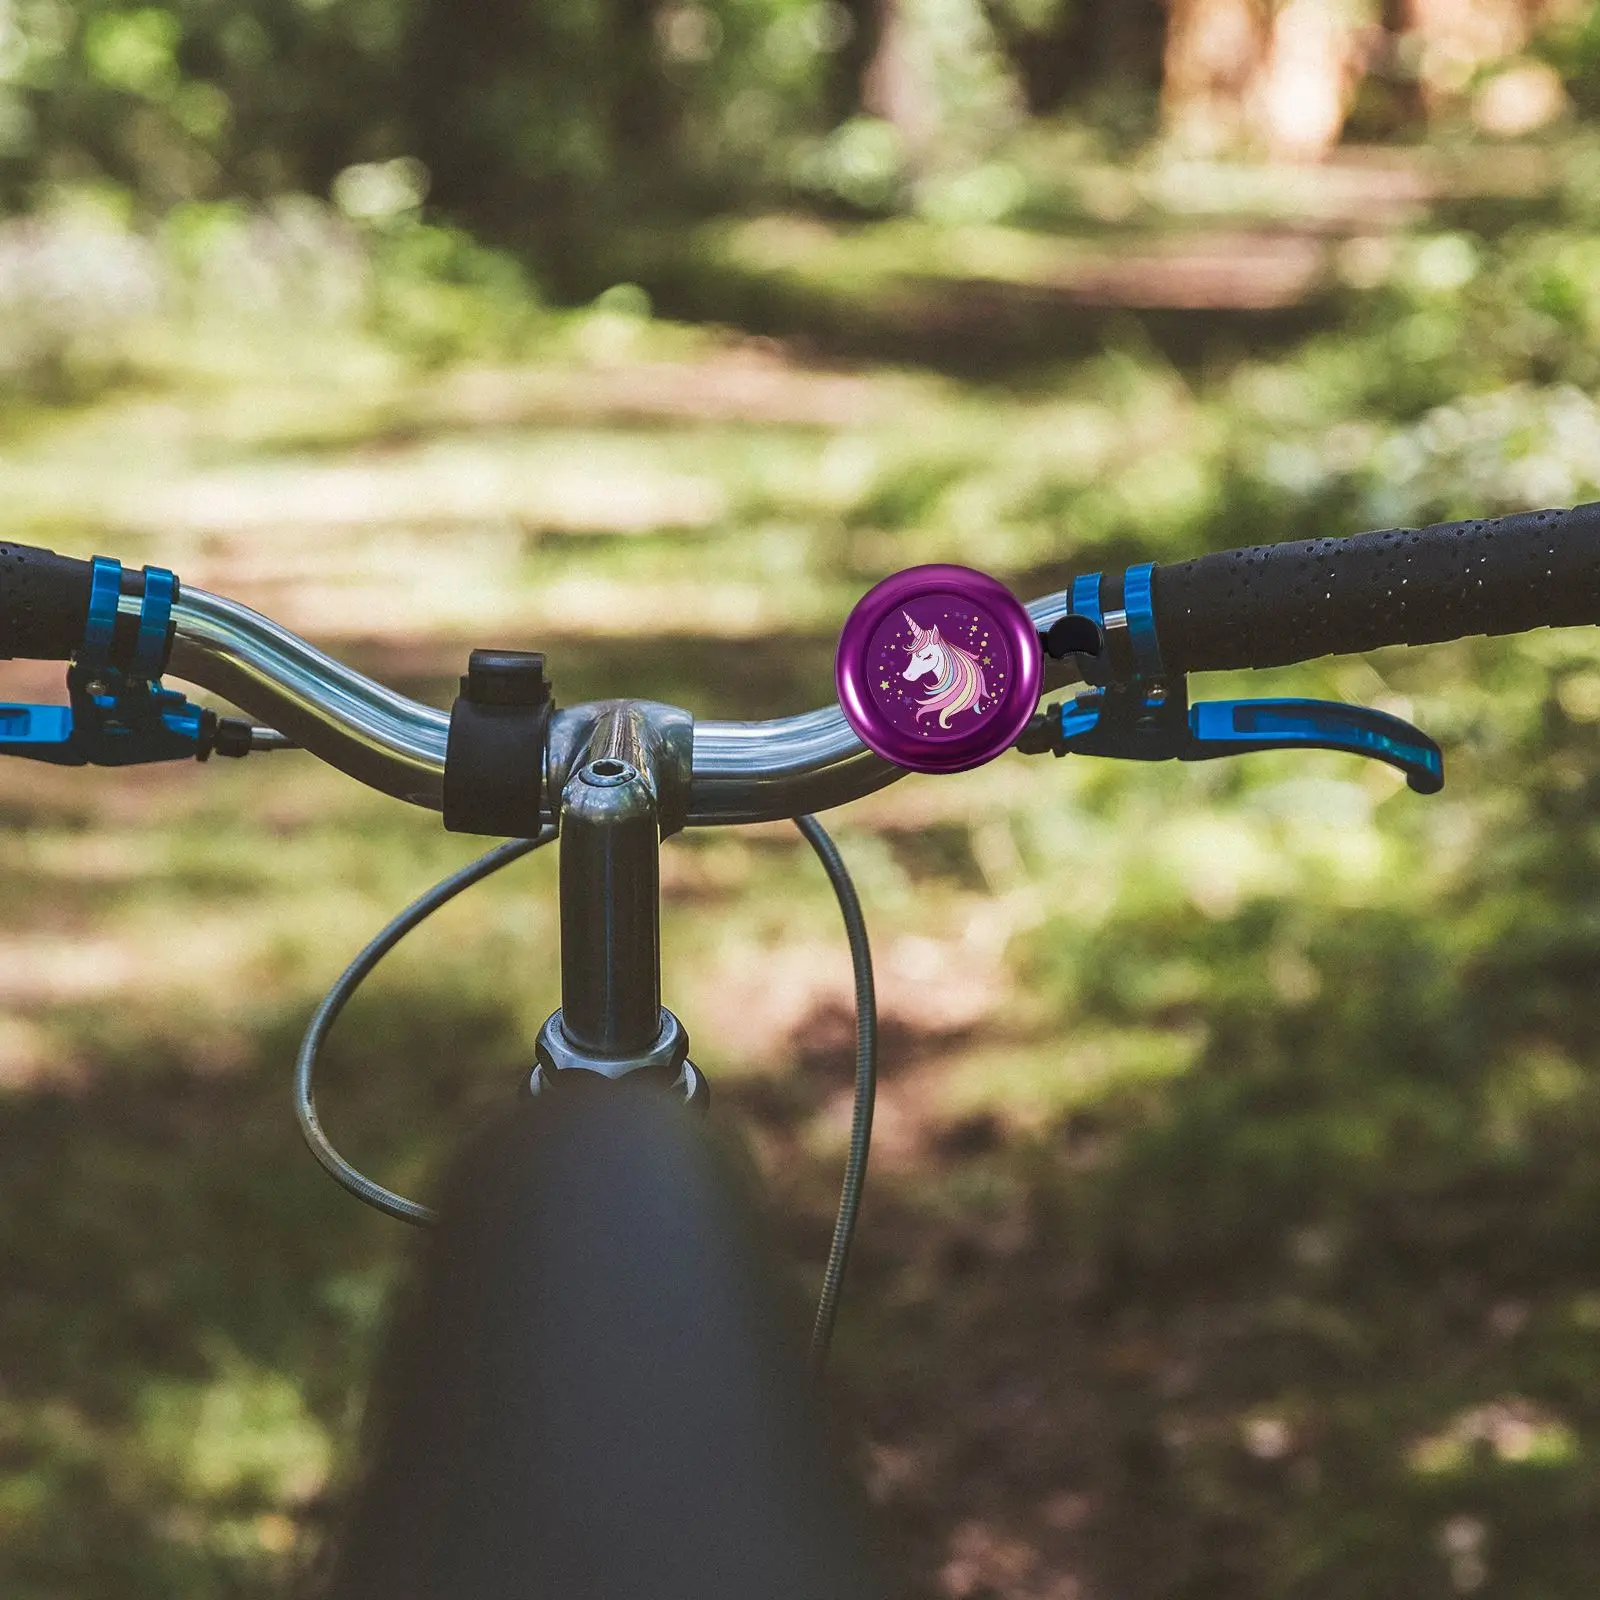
903 610 920 633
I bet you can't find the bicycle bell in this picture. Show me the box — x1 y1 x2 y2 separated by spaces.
835 564 1042 774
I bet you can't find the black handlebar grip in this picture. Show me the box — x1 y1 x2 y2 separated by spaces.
0 542 95 660
1153 502 1600 673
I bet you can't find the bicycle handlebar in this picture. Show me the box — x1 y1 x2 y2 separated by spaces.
5 501 1599 822
163 584 910 823
1154 502 1600 672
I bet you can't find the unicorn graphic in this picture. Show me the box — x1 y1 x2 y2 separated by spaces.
900 611 990 728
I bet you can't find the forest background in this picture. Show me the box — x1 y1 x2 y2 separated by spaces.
6 1 1600 1597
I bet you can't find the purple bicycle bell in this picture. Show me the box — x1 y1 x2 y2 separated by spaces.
835 564 1043 774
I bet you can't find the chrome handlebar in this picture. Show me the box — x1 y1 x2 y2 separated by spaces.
167 586 1075 826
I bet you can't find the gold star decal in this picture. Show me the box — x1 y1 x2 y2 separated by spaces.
879 679 889 690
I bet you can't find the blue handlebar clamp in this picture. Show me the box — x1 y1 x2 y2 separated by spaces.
0 557 235 767
1021 563 1444 794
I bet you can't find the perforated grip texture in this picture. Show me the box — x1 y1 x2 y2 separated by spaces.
0 542 94 660
1152 502 1600 672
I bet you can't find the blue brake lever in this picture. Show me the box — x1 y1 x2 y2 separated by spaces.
1024 563 1444 794
0 664 216 767
1187 697 1442 793
0 702 75 757
1028 687 1442 793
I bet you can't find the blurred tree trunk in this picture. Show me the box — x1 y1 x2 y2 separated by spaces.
829 0 887 126
1161 0 1373 159
1160 0 1272 154
406 0 517 214
1255 1 1373 158
992 0 1166 118
1372 0 1427 127
862 0 940 159
1096 1 1174 96
860 0 1021 169
1401 0 1532 107
611 0 674 158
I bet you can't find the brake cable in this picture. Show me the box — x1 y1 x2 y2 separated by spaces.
794 814 878 1377
294 814 878 1374
294 831 557 1226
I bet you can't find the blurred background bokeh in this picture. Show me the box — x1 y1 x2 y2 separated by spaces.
4 1 1600 1595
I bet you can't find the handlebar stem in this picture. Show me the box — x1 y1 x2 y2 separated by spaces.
552 702 679 1061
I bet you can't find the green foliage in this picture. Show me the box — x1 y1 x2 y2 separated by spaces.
0 0 862 253
0 186 549 404
363 217 543 366
1 0 411 205
1536 2 1600 120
